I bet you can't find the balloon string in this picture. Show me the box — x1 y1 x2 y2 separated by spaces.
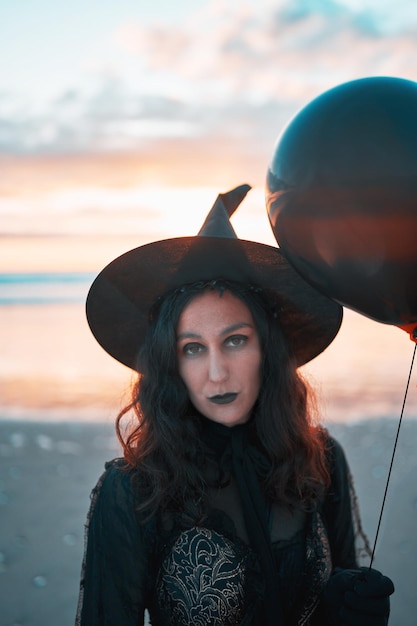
369 341 417 569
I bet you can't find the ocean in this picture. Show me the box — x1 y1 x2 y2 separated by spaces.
0 272 96 306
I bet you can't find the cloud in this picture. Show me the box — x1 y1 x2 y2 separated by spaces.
108 0 417 135
1 0 417 156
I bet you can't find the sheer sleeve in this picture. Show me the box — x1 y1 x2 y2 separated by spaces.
322 437 360 569
75 459 149 626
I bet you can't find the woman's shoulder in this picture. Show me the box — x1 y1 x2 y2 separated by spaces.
96 456 134 486
103 456 134 477
320 430 352 503
91 458 143 513
321 430 349 470
87 458 159 541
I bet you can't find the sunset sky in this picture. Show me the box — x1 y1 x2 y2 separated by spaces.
2 0 417 270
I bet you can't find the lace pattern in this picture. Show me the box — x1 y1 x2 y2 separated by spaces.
156 527 249 626
297 512 332 625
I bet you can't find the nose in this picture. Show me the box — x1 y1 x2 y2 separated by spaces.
208 349 228 383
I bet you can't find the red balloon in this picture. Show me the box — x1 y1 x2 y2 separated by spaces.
266 76 417 342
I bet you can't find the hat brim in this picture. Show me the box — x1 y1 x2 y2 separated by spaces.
86 237 342 369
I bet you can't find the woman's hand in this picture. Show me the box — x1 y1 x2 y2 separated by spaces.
323 566 394 625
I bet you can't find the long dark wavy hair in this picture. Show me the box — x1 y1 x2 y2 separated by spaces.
116 279 330 522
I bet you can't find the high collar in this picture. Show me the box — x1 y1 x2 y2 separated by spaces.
199 414 255 452
198 413 269 479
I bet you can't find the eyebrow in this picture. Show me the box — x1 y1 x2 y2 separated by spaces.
177 322 254 341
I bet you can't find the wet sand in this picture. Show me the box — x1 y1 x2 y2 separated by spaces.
1 417 416 626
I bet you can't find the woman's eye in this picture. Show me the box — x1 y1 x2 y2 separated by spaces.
226 335 247 348
182 342 204 356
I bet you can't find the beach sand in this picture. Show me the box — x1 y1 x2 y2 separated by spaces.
1 417 416 626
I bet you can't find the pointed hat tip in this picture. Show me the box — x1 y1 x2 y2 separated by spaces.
219 184 252 218
197 183 252 238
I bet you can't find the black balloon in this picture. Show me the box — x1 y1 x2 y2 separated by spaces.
266 76 417 339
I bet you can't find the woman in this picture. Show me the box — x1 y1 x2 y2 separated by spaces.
76 185 394 625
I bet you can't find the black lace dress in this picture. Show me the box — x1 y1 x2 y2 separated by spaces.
75 420 358 626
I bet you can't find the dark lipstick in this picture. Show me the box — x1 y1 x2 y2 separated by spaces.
208 393 238 405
